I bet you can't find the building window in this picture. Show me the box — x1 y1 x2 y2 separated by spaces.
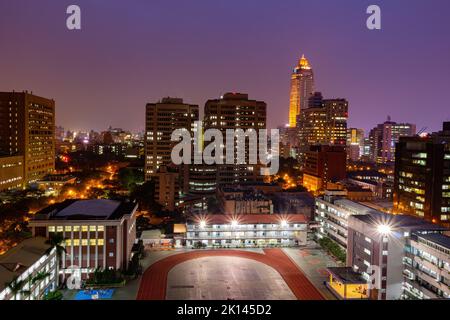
81 226 88 232
109 252 114 257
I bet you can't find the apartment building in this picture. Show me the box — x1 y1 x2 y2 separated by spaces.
0 155 23 191
403 232 450 299
144 97 199 177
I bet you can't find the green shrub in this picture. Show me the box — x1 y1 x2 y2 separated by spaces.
43 290 63 300
318 237 346 263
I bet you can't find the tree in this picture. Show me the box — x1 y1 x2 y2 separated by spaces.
43 290 63 300
5 277 25 300
318 237 346 263
207 197 221 214
118 168 144 190
45 233 67 287
136 215 151 232
31 271 51 285
129 181 161 212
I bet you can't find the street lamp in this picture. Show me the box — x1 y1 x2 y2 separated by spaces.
376 224 391 235
199 220 206 229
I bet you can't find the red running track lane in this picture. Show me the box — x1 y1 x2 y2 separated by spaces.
136 248 324 300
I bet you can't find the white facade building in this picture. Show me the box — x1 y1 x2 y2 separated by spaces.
403 232 450 299
315 191 377 248
0 237 57 300
186 214 308 248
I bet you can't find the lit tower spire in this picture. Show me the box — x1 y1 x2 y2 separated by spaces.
288 54 314 127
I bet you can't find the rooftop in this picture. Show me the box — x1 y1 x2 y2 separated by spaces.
351 212 447 232
32 199 137 221
327 267 367 284
188 214 307 225
0 237 51 292
415 232 450 250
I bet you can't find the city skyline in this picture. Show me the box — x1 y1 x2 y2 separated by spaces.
1 0 449 133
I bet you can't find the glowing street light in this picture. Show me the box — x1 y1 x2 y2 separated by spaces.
231 220 239 228
199 220 206 229
280 220 288 228
377 224 391 235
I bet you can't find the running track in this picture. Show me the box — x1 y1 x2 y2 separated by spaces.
136 249 324 300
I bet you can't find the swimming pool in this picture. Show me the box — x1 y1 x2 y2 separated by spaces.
74 289 115 300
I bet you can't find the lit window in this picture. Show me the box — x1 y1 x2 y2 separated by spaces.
89 239 96 246
65 226 72 232
89 226 96 232
97 226 105 232
48 226 55 232
73 226 80 232
73 239 80 246
81 239 88 246
56 226 63 232
97 239 104 246
109 252 114 257
81 226 88 232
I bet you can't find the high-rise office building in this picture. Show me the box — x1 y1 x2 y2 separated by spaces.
144 97 199 179
203 92 267 187
297 95 348 146
0 91 55 185
288 54 314 127
393 122 450 226
369 118 416 164
296 94 348 165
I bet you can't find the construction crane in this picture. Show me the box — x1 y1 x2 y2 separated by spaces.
417 127 428 136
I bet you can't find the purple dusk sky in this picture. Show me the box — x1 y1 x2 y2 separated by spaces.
0 0 449 133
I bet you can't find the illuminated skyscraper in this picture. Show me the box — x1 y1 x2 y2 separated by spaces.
203 93 267 186
288 54 314 127
0 91 55 185
369 118 416 164
144 97 199 178
296 94 348 165
393 122 450 227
